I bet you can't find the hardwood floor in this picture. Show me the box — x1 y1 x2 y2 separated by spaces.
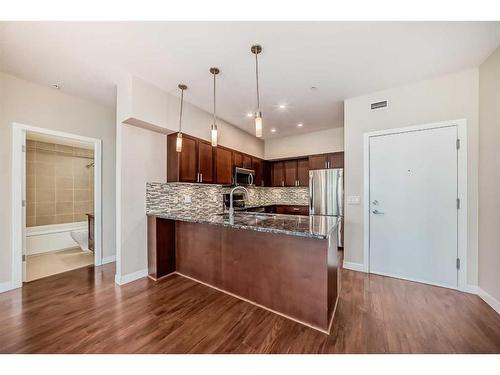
0 263 499 353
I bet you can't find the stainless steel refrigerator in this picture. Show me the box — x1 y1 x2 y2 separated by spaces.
309 168 344 247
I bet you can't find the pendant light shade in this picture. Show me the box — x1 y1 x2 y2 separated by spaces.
251 44 263 138
210 67 220 147
255 111 262 138
176 84 187 153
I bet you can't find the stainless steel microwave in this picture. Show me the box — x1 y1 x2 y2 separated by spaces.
234 167 255 186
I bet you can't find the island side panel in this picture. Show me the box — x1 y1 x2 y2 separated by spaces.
327 227 340 318
175 221 330 331
220 227 329 330
176 221 222 286
148 217 176 280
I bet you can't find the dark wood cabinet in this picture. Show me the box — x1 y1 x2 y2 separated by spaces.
272 161 285 187
147 217 176 280
242 154 252 169
276 205 309 215
284 160 298 187
328 152 344 168
309 152 344 170
233 152 243 168
253 157 263 187
198 140 214 183
309 154 329 170
167 132 343 187
297 158 309 187
215 146 233 185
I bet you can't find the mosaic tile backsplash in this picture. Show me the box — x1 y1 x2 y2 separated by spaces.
146 182 309 215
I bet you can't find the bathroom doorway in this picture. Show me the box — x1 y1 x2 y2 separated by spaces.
12 123 102 286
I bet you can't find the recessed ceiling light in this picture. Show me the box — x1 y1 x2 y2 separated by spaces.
310 86 318 91
279 104 286 109
297 123 303 127
247 113 253 117
270 128 276 133
51 83 61 90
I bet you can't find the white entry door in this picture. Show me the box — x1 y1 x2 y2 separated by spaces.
369 125 458 288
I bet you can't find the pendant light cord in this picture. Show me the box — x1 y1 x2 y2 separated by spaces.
213 72 217 125
179 88 184 132
255 53 260 110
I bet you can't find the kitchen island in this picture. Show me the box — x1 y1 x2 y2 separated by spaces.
147 211 341 333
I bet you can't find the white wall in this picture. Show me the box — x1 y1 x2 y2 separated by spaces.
478 46 500 303
115 76 264 282
264 127 344 160
344 69 479 285
120 77 264 157
0 71 116 285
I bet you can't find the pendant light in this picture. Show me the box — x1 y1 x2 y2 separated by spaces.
176 84 188 152
251 44 263 138
210 67 220 147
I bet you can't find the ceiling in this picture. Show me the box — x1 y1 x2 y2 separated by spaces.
1 22 499 139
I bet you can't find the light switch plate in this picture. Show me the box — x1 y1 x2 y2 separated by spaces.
347 196 361 205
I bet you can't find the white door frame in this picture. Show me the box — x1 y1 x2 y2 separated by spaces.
11 122 103 289
363 119 468 291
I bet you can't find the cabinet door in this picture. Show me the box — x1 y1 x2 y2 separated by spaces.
233 152 243 168
242 154 253 169
284 160 298 187
272 162 285 187
198 140 214 183
309 154 328 170
253 157 263 186
328 152 344 168
215 147 233 185
262 161 272 187
179 136 198 182
297 158 309 187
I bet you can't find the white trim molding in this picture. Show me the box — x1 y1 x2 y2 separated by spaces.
11 122 104 288
343 261 366 273
478 288 500 315
363 119 469 292
114 268 148 285
101 255 116 265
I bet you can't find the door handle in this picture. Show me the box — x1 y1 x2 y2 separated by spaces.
372 210 385 214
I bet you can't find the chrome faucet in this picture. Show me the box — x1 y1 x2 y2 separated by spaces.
229 185 248 223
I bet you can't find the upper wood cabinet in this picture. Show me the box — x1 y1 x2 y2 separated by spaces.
253 157 263 187
167 134 198 183
234 151 252 169
284 160 298 187
215 147 233 185
198 140 214 183
167 133 214 183
309 152 344 170
272 161 285 187
297 158 309 187
233 152 243 168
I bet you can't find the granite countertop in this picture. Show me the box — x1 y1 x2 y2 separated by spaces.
147 210 339 240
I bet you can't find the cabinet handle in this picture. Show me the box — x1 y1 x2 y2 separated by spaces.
282 181 284 187
297 180 300 187
325 161 327 168
200 173 203 183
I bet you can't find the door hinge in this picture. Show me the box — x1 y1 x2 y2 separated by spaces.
22 200 26 207
456 258 461 270
22 145 26 152
22 254 26 262
456 198 460 209
456 139 460 149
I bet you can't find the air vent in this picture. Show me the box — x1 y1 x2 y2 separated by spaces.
371 100 388 110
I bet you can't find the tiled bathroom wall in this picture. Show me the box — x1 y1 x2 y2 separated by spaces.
26 140 94 227
146 182 309 214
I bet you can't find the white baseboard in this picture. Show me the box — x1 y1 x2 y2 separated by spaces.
101 255 116 265
114 268 148 286
343 261 366 273
478 287 500 315
462 284 479 294
0 280 19 294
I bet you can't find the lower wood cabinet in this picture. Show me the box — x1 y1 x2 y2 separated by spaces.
147 216 176 280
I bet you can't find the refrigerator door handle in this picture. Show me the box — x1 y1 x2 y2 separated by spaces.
309 173 314 215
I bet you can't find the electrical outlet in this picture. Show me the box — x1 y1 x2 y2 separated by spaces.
347 196 361 205
183 195 191 203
